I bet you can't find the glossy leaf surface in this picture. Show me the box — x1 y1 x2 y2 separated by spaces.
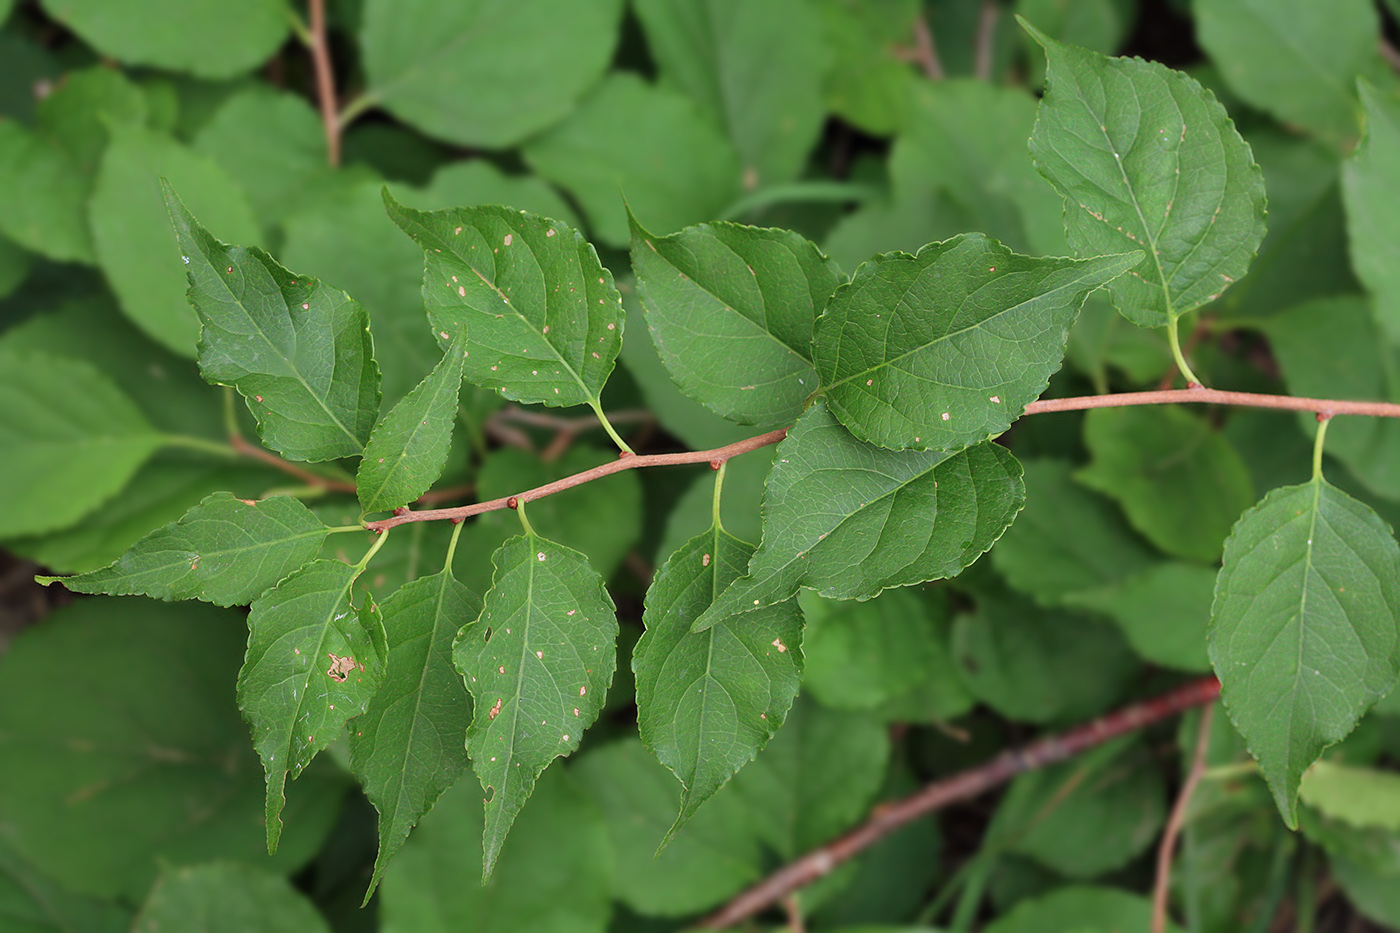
815 235 1137 451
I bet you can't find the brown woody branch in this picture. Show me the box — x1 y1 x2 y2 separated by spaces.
1023 386 1400 419
306 0 340 166
695 676 1222 930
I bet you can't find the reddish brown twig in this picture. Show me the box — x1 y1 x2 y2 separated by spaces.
694 676 1222 930
1023 386 1400 420
1153 703 1216 933
365 428 787 532
306 0 340 166
230 433 357 493
911 14 946 80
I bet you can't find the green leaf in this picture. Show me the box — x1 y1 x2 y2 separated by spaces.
814 235 1138 451
630 215 842 426
451 533 618 878
571 738 762 917
384 196 623 412
360 0 622 148
350 566 481 902
0 598 347 900
1077 406 1255 562
165 183 382 461
240 560 386 852
39 492 330 607
991 459 1157 606
1025 22 1267 326
1194 0 1378 148
132 863 330 933
1064 563 1215 672
522 72 743 248
729 696 890 857
379 765 610 932
817 0 917 136
35 0 288 77
0 349 164 538
799 586 950 711
94 123 263 356
983 885 1184 933
1300 760 1400 832
631 0 828 187
633 526 803 841
357 327 467 513
694 401 1025 631
1210 478 1400 828
0 836 131 933
1343 81 1400 342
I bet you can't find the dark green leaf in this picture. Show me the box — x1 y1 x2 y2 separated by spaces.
351 566 480 902
729 696 890 857
132 863 330 933
384 196 623 412
630 215 841 426
634 526 802 840
991 459 1157 605
95 124 263 356
357 327 467 513
571 738 762 917
240 560 386 852
0 349 164 538
632 0 828 187
35 0 289 77
814 235 1138 451
694 401 1025 631
1077 406 1254 562
818 0 918 136
522 73 743 248
378 765 610 931
360 0 622 148
1195 0 1378 147
40 492 330 607
165 183 381 461
1210 478 1400 827
451 533 617 877
1025 23 1267 326
1343 81 1400 342
1064 563 1215 672
0 598 347 900
0 836 130 933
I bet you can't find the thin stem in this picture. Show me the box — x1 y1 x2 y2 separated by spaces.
590 401 635 455
162 435 237 458
229 433 359 493
974 0 999 81
365 428 787 532
1166 315 1202 387
514 497 536 536
1312 415 1331 481
711 460 728 532
222 386 241 438
443 517 465 568
911 13 945 80
305 0 340 166
1152 703 1215 933
1022 387 1400 419
354 525 391 571
336 92 377 130
327 524 368 534
694 676 1222 930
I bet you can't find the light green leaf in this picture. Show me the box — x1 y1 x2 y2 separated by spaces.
634 526 802 842
1064 563 1215 672
94 123 263 357
452 533 617 878
361 0 621 148
240 561 386 852
632 0 828 187
983 885 1184 933
165 183 381 461
630 215 842 426
36 0 288 77
39 492 330 607
0 349 164 538
379 765 610 933
817 0 918 136
1025 23 1267 326
358 327 467 514
1194 0 1377 148
729 696 890 857
0 599 347 900
384 196 623 412
1342 81 1400 342
571 738 762 917
694 401 1025 631
0 835 131 933
132 863 330 933
799 586 950 711
992 459 1157 606
814 235 1138 451
522 72 743 248
1300 760 1400 832
1210 478 1400 828
351 567 480 903
1077 406 1254 562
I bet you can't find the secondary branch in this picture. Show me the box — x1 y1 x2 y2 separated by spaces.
1024 386 1400 419
306 0 340 166
695 676 1222 930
